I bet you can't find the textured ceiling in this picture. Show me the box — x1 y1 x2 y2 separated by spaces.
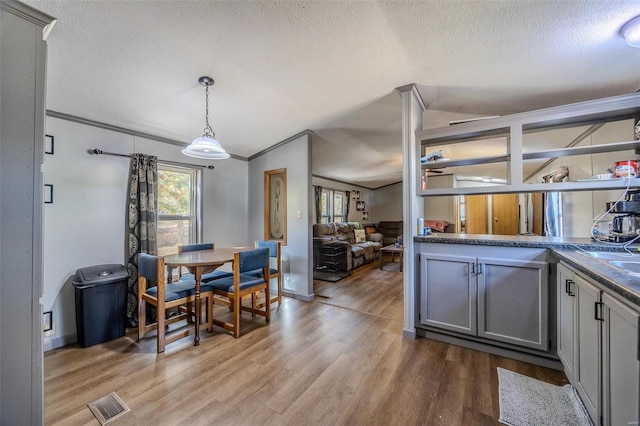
24 0 640 188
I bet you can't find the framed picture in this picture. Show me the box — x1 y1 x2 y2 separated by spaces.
352 190 360 200
356 201 365 211
264 168 287 245
362 211 369 221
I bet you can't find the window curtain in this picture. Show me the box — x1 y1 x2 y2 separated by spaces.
125 153 158 327
344 191 351 220
314 185 322 224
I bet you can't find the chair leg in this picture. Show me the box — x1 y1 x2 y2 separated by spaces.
157 304 166 353
251 292 256 317
233 295 240 338
206 294 213 332
277 274 282 305
138 299 146 340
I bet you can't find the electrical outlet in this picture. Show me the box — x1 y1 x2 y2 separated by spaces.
297 210 302 219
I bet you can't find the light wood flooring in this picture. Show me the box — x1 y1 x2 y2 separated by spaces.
44 261 567 425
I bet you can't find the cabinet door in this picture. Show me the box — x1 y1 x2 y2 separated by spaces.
574 275 601 424
557 263 576 382
477 257 548 350
602 293 639 426
420 253 476 335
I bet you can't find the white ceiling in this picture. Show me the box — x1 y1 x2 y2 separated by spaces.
24 0 640 188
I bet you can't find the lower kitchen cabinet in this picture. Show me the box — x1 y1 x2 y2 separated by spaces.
602 292 639 426
419 248 548 351
558 261 639 426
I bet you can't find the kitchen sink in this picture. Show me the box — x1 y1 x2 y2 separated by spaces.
609 261 640 274
577 251 640 261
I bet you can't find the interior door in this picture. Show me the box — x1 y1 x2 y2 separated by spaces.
492 193 519 235
465 195 488 234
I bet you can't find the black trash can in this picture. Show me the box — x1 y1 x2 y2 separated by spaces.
73 264 129 348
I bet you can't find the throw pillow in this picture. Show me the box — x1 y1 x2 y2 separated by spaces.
354 229 367 243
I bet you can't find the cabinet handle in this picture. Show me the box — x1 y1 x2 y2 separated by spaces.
566 279 575 297
477 263 483 274
471 263 475 274
594 301 604 321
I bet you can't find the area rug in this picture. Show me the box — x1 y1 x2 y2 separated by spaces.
313 270 350 282
497 368 592 426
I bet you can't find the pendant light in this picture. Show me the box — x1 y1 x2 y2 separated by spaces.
182 76 230 159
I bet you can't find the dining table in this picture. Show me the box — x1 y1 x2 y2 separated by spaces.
163 246 250 345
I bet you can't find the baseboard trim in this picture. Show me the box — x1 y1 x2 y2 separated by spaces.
43 332 76 352
282 290 314 302
417 328 563 370
402 328 417 339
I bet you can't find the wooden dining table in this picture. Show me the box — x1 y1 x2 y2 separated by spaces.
163 247 249 345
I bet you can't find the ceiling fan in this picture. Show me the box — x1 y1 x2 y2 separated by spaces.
421 149 449 175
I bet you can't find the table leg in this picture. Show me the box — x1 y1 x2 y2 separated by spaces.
194 268 201 346
380 251 384 270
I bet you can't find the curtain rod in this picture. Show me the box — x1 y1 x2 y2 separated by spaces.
89 149 215 170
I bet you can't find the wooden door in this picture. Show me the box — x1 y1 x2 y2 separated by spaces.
492 193 519 235
465 195 488 234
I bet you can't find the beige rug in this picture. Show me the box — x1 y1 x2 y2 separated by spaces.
497 368 592 426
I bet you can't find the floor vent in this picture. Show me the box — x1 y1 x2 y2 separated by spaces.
316 294 332 300
88 392 131 425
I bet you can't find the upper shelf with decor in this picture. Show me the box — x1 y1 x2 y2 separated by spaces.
416 92 640 196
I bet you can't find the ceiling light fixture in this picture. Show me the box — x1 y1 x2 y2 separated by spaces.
182 76 230 160
621 15 640 48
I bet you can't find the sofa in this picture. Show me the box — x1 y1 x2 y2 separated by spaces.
313 222 383 271
374 221 404 246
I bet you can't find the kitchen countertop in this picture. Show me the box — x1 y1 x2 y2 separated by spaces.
415 233 640 306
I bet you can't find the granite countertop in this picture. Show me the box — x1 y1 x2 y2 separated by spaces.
414 233 640 306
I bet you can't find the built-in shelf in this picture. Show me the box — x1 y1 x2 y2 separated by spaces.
417 92 640 196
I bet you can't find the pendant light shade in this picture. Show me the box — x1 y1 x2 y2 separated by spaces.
622 15 640 48
182 76 230 160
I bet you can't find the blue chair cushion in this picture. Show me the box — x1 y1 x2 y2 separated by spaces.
145 280 196 302
180 269 234 282
203 274 266 293
244 267 278 278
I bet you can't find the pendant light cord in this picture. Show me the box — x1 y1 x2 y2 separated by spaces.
204 85 214 137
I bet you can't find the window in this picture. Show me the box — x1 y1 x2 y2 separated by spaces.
320 189 347 223
156 164 200 256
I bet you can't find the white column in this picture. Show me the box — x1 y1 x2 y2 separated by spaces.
396 84 426 338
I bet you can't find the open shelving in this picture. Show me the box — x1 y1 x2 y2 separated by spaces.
416 92 640 196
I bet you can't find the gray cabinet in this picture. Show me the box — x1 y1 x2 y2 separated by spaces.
574 274 601 423
477 257 548 351
0 1 54 424
420 253 476 335
420 252 548 351
602 293 639 426
557 261 640 426
557 263 576 382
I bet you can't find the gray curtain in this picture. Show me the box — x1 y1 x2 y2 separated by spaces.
125 153 158 327
344 191 351 220
314 185 322 224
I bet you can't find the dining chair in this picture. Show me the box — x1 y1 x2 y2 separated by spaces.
246 240 282 307
203 248 270 338
137 253 213 353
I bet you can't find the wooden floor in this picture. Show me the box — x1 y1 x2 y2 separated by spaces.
44 262 567 425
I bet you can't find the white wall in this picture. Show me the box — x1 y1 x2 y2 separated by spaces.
42 117 249 349
373 182 403 222
249 134 313 300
